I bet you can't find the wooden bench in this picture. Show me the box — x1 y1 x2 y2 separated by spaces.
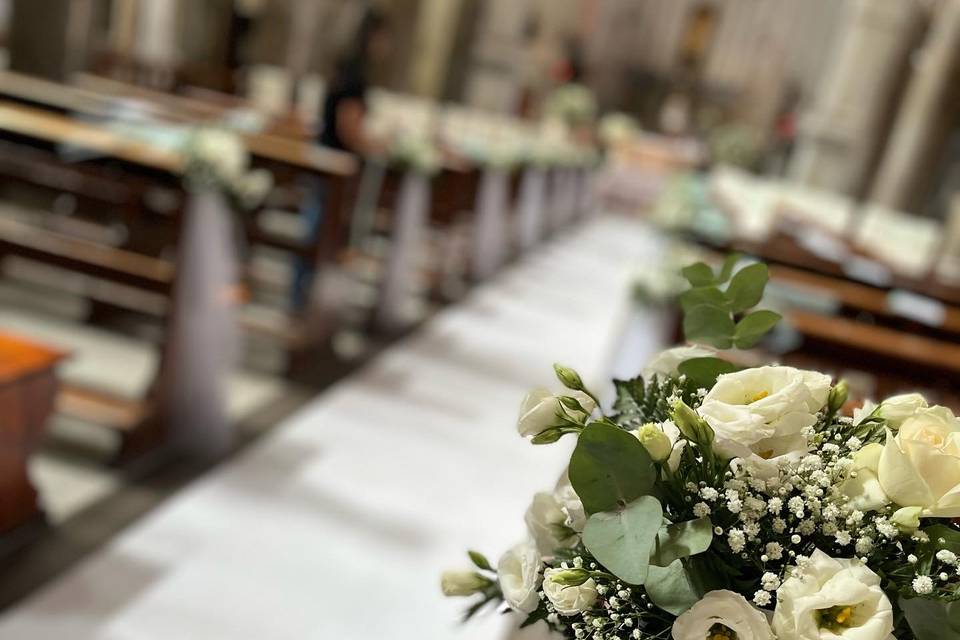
770 265 960 337
0 332 67 533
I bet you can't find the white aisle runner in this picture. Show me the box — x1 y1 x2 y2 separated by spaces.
0 216 665 640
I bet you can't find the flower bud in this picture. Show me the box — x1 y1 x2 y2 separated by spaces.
878 393 928 429
546 568 591 587
635 423 673 462
827 381 848 414
553 364 585 391
672 400 714 446
890 506 923 532
441 570 490 597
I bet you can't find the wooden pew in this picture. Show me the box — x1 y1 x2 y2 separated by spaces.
770 265 960 337
0 332 67 534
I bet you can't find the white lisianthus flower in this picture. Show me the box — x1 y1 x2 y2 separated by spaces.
643 345 715 381
525 492 577 554
237 168 274 208
634 422 674 462
697 366 831 473
190 129 247 180
772 549 893 640
497 540 542 614
553 472 586 532
632 420 685 472
440 570 489 596
876 393 928 429
672 590 774 640
516 388 596 438
877 406 960 517
840 443 889 512
542 568 598 616
852 400 878 426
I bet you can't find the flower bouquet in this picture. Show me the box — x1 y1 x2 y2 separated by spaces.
443 256 960 640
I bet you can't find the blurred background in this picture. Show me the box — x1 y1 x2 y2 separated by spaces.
0 0 957 638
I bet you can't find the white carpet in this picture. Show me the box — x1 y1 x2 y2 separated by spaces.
0 215 669 639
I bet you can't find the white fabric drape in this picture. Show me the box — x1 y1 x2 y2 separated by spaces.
471 168 511 280
162 190 239 458
516 167 547 250
377 172 431 330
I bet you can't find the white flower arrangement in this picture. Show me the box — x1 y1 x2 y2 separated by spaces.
387 131 442 175
183 128 273 210
442 256 960 640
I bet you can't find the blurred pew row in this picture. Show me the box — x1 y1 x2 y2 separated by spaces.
0 71 596 537
623 164 960 413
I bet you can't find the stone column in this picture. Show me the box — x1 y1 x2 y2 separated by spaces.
788 0 921 197
869 0 960 210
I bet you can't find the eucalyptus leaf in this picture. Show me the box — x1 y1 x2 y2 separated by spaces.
683 304 735 349
679 286 729 313
901 597 960 640
649 517 714 567
717 253 741 283
681 262 715 287
725 263 768 312
582 496 663 585
733 310 782 348
569 423 656 514
677 358 737 392
645 559 703 615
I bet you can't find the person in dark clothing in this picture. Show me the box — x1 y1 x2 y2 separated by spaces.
319 9 391 152
291 8 391 312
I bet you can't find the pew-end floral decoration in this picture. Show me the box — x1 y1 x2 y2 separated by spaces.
184 128 273 211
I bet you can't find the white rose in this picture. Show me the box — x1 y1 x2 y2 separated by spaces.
440 570 489 596
525 492 577 554
517 388 596 438
497 540 542 614
553 472 586 532
542 568 598 616
772 549 893 640
697 366 831 472
877 406 960 517
877 393 928 428
644 345 716 381
840 443 889 512
672 590 774 640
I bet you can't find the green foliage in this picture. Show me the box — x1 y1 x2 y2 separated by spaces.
677 357 737 392
900 597 960 640
733 310 782 349
678 256 781 349
644 560 703 615
569 423 656 514
468 550 492 572
612 375 683 428
650 517 714 567
582 496 663 585
725 263 768 312
612 377 645 427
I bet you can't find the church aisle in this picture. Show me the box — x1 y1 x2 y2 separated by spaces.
0 215 667 640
